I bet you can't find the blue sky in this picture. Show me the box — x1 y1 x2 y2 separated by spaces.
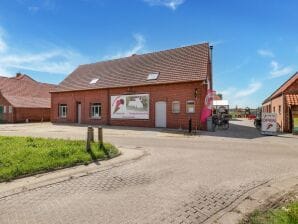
0 0 297 108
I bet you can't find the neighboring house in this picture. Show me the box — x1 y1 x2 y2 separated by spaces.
51 43 213 129
262 72 298 133
0 74 56 123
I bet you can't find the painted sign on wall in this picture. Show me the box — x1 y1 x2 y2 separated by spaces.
111 94 149 119
261 113 277 135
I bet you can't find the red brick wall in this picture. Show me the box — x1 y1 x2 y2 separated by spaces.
285 79 298 93
51 81 207 129
0 93 14 123
14 108 50 122
0 93 50 123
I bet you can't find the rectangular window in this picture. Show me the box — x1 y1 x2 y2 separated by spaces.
91 103 101 118
278 105 281 114
8 106 12 113
3 106 7 113
172 101 180 113
186 100 195 113
59 104 67 118
273 107 275 113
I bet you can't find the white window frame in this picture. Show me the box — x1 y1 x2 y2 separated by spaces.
59 104 67 118
172 101 180 113
8 106 12 114
91 103 101 118
3 106 7 113
186 100 195 113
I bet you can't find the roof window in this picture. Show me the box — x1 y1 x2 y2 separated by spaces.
147 72 159 80
89 78 99 84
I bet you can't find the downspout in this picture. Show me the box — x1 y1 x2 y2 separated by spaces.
209 45 213 90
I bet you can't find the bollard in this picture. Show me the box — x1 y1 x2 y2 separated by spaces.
90 127 94 142
188 117 192 133
98 126 103 146
86 126 94 151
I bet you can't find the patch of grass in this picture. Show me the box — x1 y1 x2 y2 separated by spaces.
0 136 119 182
243 202 298 224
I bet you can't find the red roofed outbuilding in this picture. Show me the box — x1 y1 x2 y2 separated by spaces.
0 74 56 123
262 72 298 133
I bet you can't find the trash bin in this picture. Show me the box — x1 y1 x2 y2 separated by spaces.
207 116 215 132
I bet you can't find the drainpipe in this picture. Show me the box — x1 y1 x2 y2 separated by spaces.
209 45 213 90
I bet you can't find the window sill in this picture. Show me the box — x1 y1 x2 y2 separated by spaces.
90 117 101 120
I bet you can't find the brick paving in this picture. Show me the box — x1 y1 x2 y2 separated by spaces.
0 119 297 223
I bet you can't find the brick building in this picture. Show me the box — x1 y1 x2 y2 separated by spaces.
51 43 213 129
0 74 56 123
262 72 298 133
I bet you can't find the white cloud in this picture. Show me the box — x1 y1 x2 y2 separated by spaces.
269 60 293 78
143 0 185 10
257 49 274 58
103 33 146 60
219 81 262 108
234 81 262 98
0 26 87 76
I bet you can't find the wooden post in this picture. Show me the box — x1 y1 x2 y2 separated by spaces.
86 126 93 151
98 126 103 145
90 127 94 142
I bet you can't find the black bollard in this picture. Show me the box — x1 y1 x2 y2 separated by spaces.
188 117 192 133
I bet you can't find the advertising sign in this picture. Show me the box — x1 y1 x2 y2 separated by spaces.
111 94 149 119
261 113 277 135
200 90 215 123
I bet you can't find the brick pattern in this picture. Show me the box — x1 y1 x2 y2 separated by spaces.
0 164 268 224
51 81 208 129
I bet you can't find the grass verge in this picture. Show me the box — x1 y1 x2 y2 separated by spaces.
0 136 119 182
242 201 298 224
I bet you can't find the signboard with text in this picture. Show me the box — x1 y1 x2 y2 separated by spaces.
261 113 277 135
111 94 149 119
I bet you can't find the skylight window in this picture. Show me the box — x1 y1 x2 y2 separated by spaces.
147 72 159 80
90 78 99 84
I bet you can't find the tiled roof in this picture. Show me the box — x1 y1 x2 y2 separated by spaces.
286 94 298 105
55 43 210 92
0 74 56 108
263 72 298 104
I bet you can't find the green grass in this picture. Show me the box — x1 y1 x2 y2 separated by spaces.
243 202 298 224
0 136 119 182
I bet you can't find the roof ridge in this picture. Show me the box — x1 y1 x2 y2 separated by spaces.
80 42 209 67
263 72 298 103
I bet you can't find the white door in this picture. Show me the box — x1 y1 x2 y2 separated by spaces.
77 103 81 124
155 101 167 128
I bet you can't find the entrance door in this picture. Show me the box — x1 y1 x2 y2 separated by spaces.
155 101 167 128
77 103 81 124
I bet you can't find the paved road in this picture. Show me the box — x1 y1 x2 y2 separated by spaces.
0 119 297 223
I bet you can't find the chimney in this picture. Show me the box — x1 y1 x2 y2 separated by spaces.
16 72 22 78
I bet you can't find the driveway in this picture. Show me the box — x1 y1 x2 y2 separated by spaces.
0 119 297 224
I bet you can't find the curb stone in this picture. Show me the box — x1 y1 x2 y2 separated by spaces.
0 147 147 199
205 176 298 224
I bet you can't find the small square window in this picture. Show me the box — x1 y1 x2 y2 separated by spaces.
90 103 102 118
90 78 99 84
172 101 180 113
186 101 195 113
147 72 159 80
59 104 67 118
